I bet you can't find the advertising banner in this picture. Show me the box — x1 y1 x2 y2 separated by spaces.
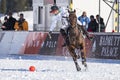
92 34 120 59
1 32 120 59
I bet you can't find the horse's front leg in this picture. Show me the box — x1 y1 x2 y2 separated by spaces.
73 57 81 71
81 51 87 68
80 42 87 68
68 47 81 71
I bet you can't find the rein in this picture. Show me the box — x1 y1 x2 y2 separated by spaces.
68 17 77 29
69 23 77 29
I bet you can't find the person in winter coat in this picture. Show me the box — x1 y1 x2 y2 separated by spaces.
7 12 16 30
96 15 105 32
78 11 90 30
14 13 28 31
0 20 2 31
1 16 9 30
87 15 98 32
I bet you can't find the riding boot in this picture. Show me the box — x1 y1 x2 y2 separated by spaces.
60 29 68 47
62 36 69 47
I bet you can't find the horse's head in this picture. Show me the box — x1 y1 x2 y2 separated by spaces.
68 10 77 27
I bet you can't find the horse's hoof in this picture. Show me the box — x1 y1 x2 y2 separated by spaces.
82 61 84 65
77 55 80 59
77 68 81 71
83 62 87 68
82 61 87 67
84 63 87 68
76 65 81 71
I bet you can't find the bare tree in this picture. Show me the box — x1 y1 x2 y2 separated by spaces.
0 0 6 14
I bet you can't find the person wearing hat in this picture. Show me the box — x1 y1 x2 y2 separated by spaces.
14 13 28 31
49 5 70 46
7 12 16 30
1 16 9 30
49 5 69 33
87 15 98 32
49 5 83 47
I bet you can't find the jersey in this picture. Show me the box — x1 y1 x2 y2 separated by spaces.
50 7 82 32
50 7 69 32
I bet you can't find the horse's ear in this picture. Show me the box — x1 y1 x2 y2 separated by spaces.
68 10 70 13
74 9 76 13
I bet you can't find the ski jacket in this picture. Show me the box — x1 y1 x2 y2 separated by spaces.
14 19 28 31
78 16 89 30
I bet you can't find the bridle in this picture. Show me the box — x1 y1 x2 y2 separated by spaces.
68 12 77 29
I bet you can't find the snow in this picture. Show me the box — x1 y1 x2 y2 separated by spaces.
0 10 120 80
0 55 120 80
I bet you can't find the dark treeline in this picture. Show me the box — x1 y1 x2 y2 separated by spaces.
0 0 32 14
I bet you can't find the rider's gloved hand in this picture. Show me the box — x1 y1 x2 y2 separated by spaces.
49 31 52 35
48 31 52 39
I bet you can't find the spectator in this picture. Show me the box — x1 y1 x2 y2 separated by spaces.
87 15 98 32
14 13 28 31
7 12 16 30
1 16 9 30
96 15 105 32
78 11 90 30
0 20 2 31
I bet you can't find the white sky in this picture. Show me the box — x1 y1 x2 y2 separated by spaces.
73 0 114 32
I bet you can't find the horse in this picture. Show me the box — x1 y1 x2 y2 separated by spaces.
66 10 87 71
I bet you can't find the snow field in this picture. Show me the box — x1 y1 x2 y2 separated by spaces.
0 55 120 80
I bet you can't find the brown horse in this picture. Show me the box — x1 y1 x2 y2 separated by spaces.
66 10 87 71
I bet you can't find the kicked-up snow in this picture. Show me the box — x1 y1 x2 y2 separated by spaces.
0 55 120 80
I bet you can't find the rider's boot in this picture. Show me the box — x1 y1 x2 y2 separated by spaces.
62 36 69 47
60 29 69 47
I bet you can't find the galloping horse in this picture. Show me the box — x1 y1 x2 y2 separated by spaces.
66 10 87 71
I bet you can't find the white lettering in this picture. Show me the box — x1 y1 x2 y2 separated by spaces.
45 41 57 48
114 36 120 46
101 47 118 57
99 36 113 46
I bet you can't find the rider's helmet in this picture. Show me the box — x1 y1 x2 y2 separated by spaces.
50 5 59 13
